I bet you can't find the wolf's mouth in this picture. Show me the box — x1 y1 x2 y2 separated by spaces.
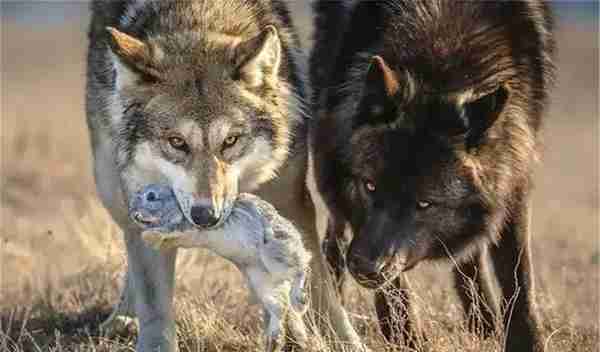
189 201 234 229
171 187 235 230
349 251 419 289
171 187 195 226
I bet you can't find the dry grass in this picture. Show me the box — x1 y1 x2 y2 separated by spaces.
1 5 598 352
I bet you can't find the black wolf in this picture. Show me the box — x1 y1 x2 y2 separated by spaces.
309 1 555 351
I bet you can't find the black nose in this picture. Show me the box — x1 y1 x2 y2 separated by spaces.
347 254 384 276
190 203 219 228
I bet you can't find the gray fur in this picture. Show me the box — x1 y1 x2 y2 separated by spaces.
86 1 367 351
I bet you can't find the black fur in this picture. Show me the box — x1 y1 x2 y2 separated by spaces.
311 1 555 351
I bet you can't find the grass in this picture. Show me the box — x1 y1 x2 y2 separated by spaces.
1 5 598 352
0 255 597 351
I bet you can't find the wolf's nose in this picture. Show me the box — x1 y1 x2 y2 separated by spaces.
190 203 220 228
347 254 383 277
346 252 387 288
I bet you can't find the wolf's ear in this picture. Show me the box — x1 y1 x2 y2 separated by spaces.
355 56 404 126
106 27 160 88
366 56 400 98
235 25 281 88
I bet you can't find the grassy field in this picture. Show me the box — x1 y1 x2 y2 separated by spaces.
1 3 598 352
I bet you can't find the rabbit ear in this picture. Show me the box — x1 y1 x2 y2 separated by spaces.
106 27 161 88
235 25 281 88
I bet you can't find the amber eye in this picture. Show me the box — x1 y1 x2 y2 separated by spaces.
223 135 239 148
168 136 188 151
417 200 432 210
364 179 376 193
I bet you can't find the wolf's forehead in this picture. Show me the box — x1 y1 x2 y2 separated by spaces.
143 85 249 118
350 126 458 173
174 106 247 127
176 116 242 132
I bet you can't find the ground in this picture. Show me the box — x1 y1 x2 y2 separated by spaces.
1 3 598 352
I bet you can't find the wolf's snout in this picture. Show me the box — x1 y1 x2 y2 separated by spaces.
347 254 385 276
347 253 387 288
190 202 220 228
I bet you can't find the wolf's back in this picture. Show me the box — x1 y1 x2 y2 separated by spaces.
310 1 354 112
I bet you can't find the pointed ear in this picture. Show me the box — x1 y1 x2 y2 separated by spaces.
235 25 281 88
366 55 400 97
355 56 404 127
106 27 160 88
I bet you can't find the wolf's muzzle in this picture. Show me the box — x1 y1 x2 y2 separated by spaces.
347 253 388 289
190 201 220 228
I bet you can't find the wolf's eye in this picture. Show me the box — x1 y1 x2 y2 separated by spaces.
223 135 239 148
168 136 188 151
417 200 432 210
364 179 376 193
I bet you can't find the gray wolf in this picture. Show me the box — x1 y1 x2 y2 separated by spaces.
130 185 310 352
309 1 555 351
86 0 365 351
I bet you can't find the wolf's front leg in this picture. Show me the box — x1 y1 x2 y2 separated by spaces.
124 227 179 352
304 214 369 352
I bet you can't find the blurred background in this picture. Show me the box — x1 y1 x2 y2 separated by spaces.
1 1 598 350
